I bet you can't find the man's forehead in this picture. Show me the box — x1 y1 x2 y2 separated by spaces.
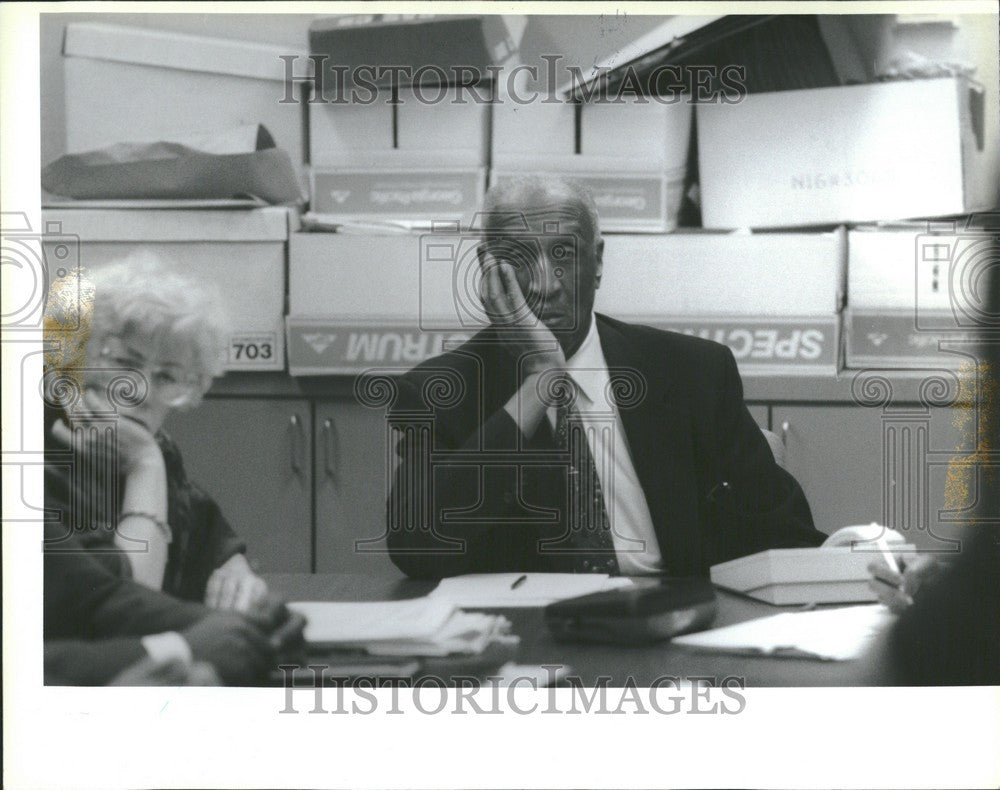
485 202 589 236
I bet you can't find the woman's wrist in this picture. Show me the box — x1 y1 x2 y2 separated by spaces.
124 445 166 476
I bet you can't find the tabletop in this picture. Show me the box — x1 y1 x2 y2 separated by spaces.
264 572 877 687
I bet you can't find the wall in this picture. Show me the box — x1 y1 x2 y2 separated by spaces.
40 12 318 166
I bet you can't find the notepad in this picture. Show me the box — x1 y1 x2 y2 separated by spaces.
429 573 635 608
672 604 896 661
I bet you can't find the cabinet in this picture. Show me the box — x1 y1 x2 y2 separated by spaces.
773 404 972 549
163 398 312 572
314 399 402 577
747 404 768 430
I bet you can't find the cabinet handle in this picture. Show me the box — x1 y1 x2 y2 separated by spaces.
780 420 790 447
289 414 304 475
322 417 340 482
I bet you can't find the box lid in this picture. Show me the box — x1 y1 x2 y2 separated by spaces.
64 22 310 82
41 206 292 242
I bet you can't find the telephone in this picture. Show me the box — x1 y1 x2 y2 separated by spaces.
711 522 916 605
822 523 907 548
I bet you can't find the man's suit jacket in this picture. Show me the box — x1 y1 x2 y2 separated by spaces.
386 313 824 578
44 522 208 684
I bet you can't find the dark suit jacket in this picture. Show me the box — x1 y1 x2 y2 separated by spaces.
386 313 823 579
44 522 209 685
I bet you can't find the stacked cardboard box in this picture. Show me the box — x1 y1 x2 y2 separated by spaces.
42 206 295 372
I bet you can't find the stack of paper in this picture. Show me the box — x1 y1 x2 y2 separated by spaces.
429 573 635 608
672 604 896 661
287 598 517 657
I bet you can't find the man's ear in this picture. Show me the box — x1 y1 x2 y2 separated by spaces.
593 237 605 289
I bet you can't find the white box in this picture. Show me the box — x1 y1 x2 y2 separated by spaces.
396 86 489 165
492 97 694 233
710 545 916 605
581 96 692 169
309 99 395 165
309 155 487 224
41 206 292 372
596 230 846 373
63 23 308 186
492 98 576 157
287 232 474 375
698 77 996 228
845 223 992 368
492 156 685 234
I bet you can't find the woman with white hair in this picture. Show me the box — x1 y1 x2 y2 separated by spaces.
44 254 268 612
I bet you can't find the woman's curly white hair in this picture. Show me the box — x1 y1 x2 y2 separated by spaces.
45 251 231 404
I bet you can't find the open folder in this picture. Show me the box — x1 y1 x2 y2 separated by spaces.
430 573 634 608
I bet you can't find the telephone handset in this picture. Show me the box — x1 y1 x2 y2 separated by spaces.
822 522 906 548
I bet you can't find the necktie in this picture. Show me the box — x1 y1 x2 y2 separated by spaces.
552 377 620 575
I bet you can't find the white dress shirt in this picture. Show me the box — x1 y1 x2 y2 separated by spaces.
545 315 664 575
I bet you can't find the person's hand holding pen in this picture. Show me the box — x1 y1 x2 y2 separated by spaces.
867 551 944 614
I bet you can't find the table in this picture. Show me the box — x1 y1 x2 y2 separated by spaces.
265 573 876 687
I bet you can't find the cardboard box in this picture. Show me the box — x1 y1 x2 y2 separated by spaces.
492 97 693 233
492 156 686 234
287 228 846 375
845 222 993 368
308 15 527 89
309 99 395 165
492 98 576 157
310 155 487 224
41 206 293 372
62 23 309 187
580 96 692 168
287 232 474 375
396 86 489 165
697 77 994 228
596 230 846 374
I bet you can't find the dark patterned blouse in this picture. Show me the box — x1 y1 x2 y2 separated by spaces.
44 407 246 603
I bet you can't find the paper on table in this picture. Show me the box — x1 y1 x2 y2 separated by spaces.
429 573 635 608
288 598 456 644
672 604 896 661
287 598 516 657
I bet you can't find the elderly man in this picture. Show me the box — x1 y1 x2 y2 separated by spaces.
386 176 823 578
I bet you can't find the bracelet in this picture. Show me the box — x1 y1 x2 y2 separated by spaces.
119 511 173 544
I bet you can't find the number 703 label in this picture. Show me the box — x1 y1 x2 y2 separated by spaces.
229 333 280 366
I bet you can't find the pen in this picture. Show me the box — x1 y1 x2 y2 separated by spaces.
511 574 527 590
876 537 914 606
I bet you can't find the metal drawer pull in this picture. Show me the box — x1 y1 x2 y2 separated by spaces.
322 418 340 482
290 414 304 475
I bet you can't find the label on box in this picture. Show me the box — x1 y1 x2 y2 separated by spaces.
649 317 838 371
288 317 837 375
492 170 676 232
229 332 280 368
846 311 980 368
311 169 484 220
287 320 472 375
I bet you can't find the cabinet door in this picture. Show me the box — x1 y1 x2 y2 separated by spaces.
773 405 970 550
314 399 403 577
747 404 769 430
164 398 312 571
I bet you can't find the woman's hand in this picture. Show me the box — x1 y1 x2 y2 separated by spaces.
52 387 164 475
205 554 269 614
867 554 945 614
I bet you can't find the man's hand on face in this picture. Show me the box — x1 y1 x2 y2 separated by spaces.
479 254 566 377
